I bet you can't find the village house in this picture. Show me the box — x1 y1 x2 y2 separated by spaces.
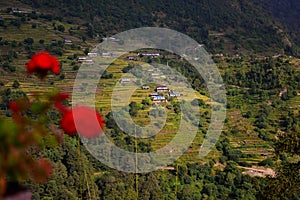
102 37 120 42
111 53 117 57
102 52 112 57
153 95 166 103
82 59 93 64
169 91 182 97
78 57 87 62
137 52 160 57
213 53 224 57
64 39 72 44
126 56 135 60
142 85 150 90
151 73 160 77
120 78 130 83
12 9 28 14
88 52 98 57
149 92 159 97
156 85 169 93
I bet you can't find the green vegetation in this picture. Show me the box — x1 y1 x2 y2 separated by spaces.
5 0 298 56
0 0 299 199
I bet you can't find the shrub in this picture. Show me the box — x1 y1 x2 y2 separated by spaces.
57 25 65 32
12 80 20 88
258 158 274 167
24 38 34 45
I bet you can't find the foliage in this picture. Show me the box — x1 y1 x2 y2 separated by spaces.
258 109 300 199
19 0 300 55
0 51 104 198
0 1 299 199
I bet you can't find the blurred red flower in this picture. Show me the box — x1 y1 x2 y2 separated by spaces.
8 99 30 113
8 99 31 122
0 178 6 195
38 158 53 176
8 101 20 114
30 158 53 183
26 51 60 78
56 104 104 138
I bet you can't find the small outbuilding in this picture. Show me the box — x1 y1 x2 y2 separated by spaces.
142 85 150 90
156 85 169 93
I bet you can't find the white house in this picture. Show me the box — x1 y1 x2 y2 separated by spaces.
149 92 159 97
138 52 160 57
126 56 135 60
142 85 150 90
88 52 98 57
102 52 112 57
169 92 182 97
151 73 160 77
156 85 169 93
64 39 72 44
153 96 166 103
82 59 93 64
78 57 87 62
120 78 130 83
102 37 120 42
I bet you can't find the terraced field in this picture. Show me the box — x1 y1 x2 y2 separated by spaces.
1 5 299 168
92 57 218 164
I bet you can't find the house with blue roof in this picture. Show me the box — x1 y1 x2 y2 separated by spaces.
153 95 166 103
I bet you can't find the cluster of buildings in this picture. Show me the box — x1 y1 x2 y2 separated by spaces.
126 51 160 61
77 57 93 64
77 52 99 64
137 52 160 57
11 9 29 14
77 51 119 64
143 85 182 104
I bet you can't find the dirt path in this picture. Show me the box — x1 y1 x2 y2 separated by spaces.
239 166 275 177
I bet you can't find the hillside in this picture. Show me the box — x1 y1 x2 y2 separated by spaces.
266 0 300 45
268 0 300 28
3 0 298 56
0 0 299 199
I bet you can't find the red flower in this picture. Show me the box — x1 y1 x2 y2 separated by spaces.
8 99 31 121
30 158 53 183
54 102 69 114
56 104 104 138
26 51 60 78
60 110 77 136
8 101 20 114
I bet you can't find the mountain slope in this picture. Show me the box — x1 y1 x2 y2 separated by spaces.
16 0 299 56
265 0 300 50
